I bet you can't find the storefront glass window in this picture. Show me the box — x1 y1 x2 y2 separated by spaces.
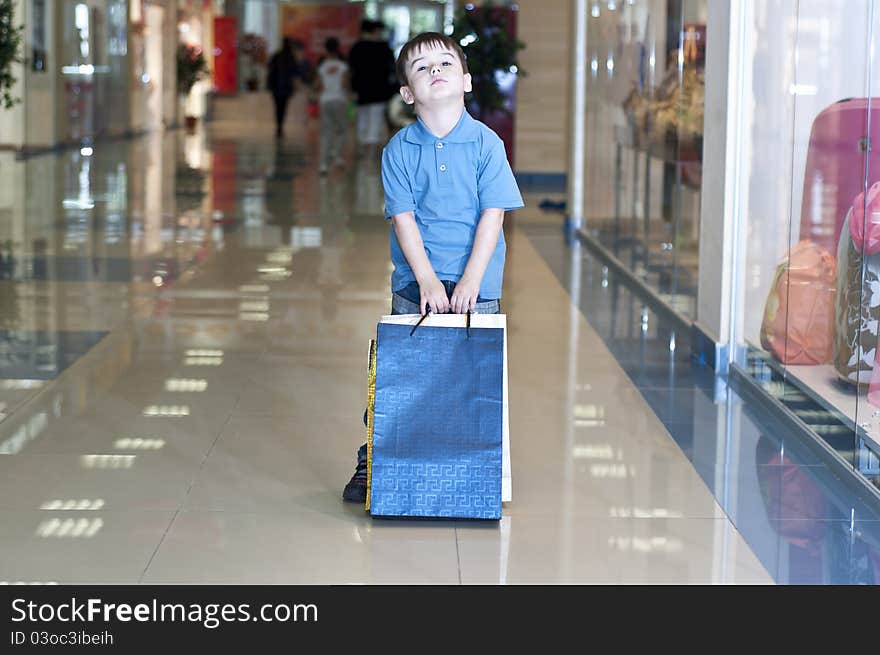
733 1 880 490
583 0 706 319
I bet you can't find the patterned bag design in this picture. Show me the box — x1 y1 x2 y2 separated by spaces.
760 240 836 365
834 210 880 386
850 180 880 255
370 322 504 519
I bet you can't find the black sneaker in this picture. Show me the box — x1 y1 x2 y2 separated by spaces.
342 460 367 503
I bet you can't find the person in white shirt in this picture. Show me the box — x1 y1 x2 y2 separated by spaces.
314 37 351 175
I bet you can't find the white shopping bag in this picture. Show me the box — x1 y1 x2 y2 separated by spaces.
379 313 512 502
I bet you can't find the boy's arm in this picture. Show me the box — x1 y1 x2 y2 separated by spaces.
390 212 450 315
449 208 505 314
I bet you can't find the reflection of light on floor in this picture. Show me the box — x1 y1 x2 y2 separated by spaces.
80 454 135 469
164 379 208 392
572 444 614 459
266 252 293 264
589 463 631 478
291 227 321 248
185 349 223 357
607 536 683 553
184 357 223 366
143 405 190 417
240 285 270 294
239 301 269 312
0 411 49 455
0 581 59 585
0 380 44 390
609 507 683 519
41 499 105 510
36 518 103 538
114 438 165 450
574 404 606 426
239 312 269 322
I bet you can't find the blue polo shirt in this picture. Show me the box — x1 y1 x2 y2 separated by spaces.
381 109 524 299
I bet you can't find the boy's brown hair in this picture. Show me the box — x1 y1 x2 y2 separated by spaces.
395 32 469 87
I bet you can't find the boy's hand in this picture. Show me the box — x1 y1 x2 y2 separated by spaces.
420 277 450 315
450 277 480 314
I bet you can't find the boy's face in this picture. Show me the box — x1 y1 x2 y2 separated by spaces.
399 43 471 110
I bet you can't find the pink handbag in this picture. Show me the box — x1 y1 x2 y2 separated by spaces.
849 181 880 255
799 98 880 254
760 240 836 365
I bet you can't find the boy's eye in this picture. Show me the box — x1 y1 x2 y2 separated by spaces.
442 61 452 66
417 65 426 71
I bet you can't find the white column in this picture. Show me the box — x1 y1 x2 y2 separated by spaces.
695 0 747 360
567 0 588 230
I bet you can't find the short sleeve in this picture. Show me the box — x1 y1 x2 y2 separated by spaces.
381 139 416 219
477 135 525 212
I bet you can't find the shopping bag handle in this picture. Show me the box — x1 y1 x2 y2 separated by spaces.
409 308 432 336
408 308 472 338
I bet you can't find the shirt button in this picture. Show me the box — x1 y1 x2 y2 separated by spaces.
439 164 447 171
436 142 444 149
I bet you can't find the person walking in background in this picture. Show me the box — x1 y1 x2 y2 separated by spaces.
348 20 397 159
266 38 299 139
315 37 350 175
292 40 314 86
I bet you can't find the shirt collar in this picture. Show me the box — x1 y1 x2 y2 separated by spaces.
404 108 480 145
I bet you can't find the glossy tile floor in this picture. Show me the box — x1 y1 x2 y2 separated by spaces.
0 113 875 584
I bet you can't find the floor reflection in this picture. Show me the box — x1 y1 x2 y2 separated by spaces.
0 120 778 584
525 220 880 584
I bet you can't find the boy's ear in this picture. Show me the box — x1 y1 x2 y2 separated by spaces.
463 73 472 94
400 85 415 105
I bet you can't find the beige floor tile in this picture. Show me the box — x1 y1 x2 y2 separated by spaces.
0 510 176 584
142 511 459 584
456 515 772 584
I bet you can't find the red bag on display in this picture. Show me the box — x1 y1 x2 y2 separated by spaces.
760 240 836 365
849 181 880 255
799 98 880 254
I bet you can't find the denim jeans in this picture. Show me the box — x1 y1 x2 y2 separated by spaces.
390 280 501 315
356 281 501 468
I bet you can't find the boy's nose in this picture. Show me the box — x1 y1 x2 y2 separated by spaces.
430 64 441 75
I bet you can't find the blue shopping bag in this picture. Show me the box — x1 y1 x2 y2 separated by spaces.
369 320 504 519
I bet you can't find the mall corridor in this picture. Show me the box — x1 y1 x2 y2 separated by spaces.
4 106 879 585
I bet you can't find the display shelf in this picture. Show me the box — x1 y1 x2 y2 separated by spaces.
784 363 880 452
747 340 880 453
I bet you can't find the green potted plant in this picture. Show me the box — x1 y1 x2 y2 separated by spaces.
176 42 210 131
451 2 526 122
240 33 268 92
0 0 24 109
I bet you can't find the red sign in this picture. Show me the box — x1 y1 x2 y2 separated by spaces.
280 5 362 66
213 16 237 94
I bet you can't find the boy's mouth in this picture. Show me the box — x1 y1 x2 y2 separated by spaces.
431 78 447 86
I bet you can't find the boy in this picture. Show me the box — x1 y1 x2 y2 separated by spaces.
342 32 524 502
314 37 350 175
